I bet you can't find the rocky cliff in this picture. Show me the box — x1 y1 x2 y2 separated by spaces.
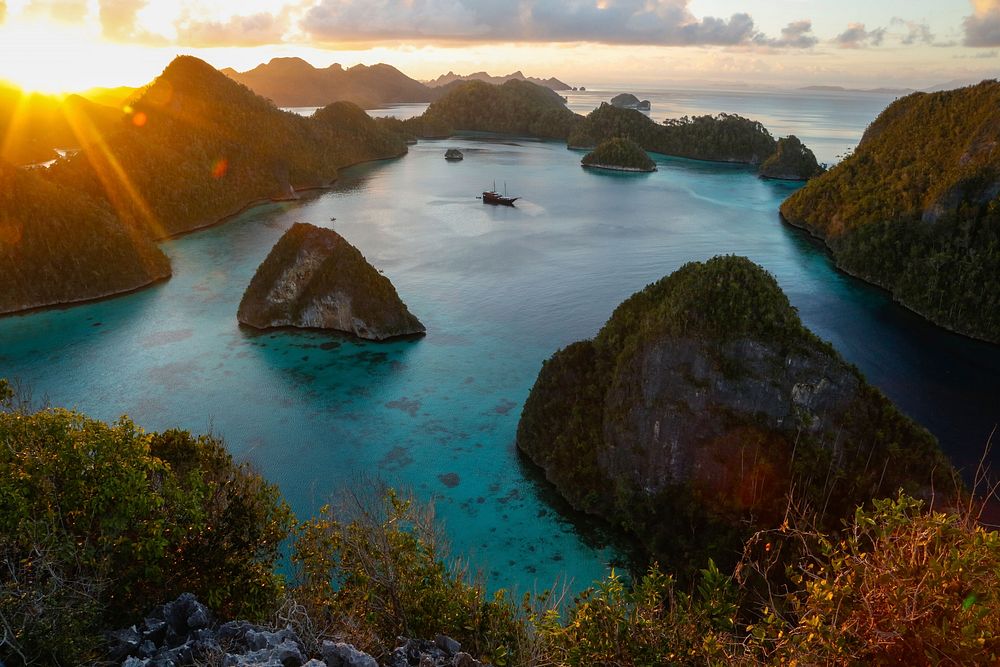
781 81 1000 342
238 223 425 341
517 256 951 564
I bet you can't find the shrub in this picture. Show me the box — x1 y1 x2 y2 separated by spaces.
0 403 292 665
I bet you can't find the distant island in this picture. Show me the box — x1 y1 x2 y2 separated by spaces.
517 255 950 566
238 223 424 341
425 70 571 91
781 81 1000 343
568 103 822 179
581 137 656 172
402 81 822 179
609 93 651 110
221 57 434 108
801 85 915 95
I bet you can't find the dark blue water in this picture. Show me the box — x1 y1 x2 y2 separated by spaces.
2 130 999 591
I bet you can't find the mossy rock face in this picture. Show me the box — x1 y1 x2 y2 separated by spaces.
780 81 1000 342
582 137 656 172
517 256 951 567
238 223 425 341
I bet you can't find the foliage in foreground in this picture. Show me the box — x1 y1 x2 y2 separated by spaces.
1 384 997 666
0 399 292 664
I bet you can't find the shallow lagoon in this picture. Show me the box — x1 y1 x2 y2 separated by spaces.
2 134 999 591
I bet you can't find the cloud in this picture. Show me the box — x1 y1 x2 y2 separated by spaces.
834 22 886 49
0 1 6 24
175 11 288 47
300 0 763 46
24 0 87 23
891 17 934 45
965 0 1000 46
99 0 146 40
755 19 817 49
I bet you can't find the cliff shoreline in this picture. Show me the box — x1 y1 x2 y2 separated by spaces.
779 213 994 346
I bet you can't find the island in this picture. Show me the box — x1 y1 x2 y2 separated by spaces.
237 222 425 341
0 55 414 317
517 255 950 565
425 70 571 91
406 79 579 140
581 137 656 172
444 148 464 161
759 135 825 180
781 80 1000 343
567 103 822 179
610 92 651 110
221 57 434 108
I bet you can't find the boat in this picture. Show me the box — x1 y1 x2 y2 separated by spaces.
445 148 464 161
482 181 519 206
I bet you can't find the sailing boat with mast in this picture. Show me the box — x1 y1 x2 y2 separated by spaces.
482 180 519 206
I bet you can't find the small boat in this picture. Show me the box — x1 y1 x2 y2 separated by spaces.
445 148 464 161
482 180 518 206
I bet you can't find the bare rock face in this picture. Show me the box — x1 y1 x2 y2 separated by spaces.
238 223 425 341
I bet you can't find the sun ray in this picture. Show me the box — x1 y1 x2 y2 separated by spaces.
59 100 168 241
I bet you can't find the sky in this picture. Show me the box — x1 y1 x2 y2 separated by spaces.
0 0 995 93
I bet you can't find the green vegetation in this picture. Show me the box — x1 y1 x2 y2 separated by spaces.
517 256 952 570
781 81 1000 342
49 56 406 240
0 401 292 664
759 135 825 180
0 378 993 665
569 104 778 166
1 55 408 317
0 161 170 314
410 79 579 139
581 137 656 171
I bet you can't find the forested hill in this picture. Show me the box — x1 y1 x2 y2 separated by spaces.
222 57 434 108
781 80 1000 343
408 79 580 139
568 103 821 178
48 55 407 239
0 161 170 314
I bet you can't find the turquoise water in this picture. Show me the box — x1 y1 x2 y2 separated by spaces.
2 132 1000 591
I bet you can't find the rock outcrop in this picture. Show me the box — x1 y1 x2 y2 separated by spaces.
238 223 425 341
517 256 951 565
108 594 482 667
758 135 825 180
781 80 1000 343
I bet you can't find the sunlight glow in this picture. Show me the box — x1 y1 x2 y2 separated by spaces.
0 18 171 93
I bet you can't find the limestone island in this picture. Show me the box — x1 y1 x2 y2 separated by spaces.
759 135 825 180
610 93 651 110
237 223 425 341
517 255 949 565
581 137 657 172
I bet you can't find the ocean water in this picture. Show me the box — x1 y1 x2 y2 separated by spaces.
3 98 1000 592
295 85 901 166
